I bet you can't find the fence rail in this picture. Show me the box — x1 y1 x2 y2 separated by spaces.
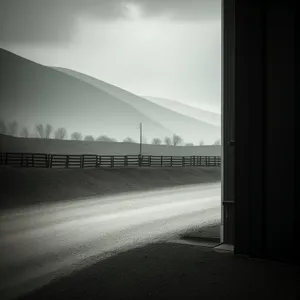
0 153 221 169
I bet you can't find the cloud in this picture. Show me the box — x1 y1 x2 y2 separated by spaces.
0 0 220 44
0 0 124 44
134 0 221 21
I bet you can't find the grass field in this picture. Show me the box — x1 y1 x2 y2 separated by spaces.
0 134 222 156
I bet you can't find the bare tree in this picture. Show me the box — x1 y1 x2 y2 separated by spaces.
96 135 116 142
123 137 136 143
20 127 29 138
213 138 221 145
45 124 53 139
7 121 18 136
36 124 53 139
172 134 183 146
36 124 45 138
55 127 67 140
71 132 83 141
84 135 95 141
185 143 194 146
164 136 172 145
152 138 162 145
199 140 205 146
0 119 7 134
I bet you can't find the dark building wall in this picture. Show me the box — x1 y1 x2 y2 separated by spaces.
225 0 299 263
221 0 235 245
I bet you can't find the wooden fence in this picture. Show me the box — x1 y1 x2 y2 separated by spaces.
0 153 221 169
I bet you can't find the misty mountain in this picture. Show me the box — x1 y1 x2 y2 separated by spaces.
143 96 221 127
53 68 221 144
0 48 172 141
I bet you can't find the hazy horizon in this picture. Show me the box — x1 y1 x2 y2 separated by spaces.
0 0 221 113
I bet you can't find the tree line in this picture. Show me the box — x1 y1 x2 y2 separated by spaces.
0 119 221 146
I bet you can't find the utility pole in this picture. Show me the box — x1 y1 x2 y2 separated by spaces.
139 122 143 166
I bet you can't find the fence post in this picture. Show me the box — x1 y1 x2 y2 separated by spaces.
111 156 114 168
148 156 151 167
65 155 69 168
161 156 163 167
49 155 53 168
80 155 84 168
125 155 128 167
214 156 217 166
205 156 208 166
193 155 195 166
182 156 185 167
170 156 173 167
45 154 48 168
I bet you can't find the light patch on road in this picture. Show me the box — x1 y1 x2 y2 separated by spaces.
0 183 221 300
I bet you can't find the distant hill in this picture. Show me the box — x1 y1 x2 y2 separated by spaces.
0 48 172 141
53 68 221 144
143 96 221 127
0 48 220 145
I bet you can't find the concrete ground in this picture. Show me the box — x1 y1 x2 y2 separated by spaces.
16 241 299 300
0 186 221 300
182 224 220 241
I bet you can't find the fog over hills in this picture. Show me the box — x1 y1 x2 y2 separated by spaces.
0 48 220 144
0 49 172 141
144 96 221 127
54 67 221 144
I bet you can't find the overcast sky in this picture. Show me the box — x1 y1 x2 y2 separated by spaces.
0 0 221 113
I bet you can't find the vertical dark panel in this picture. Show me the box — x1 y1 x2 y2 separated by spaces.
234 1 265 256
222 0 235 245
230 0 298 263
295 12 300 263
246 3 266 258
233 0 250 254
264 3 296 261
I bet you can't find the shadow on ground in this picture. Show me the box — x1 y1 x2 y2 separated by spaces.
16 243 299 300
0 166 220 210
